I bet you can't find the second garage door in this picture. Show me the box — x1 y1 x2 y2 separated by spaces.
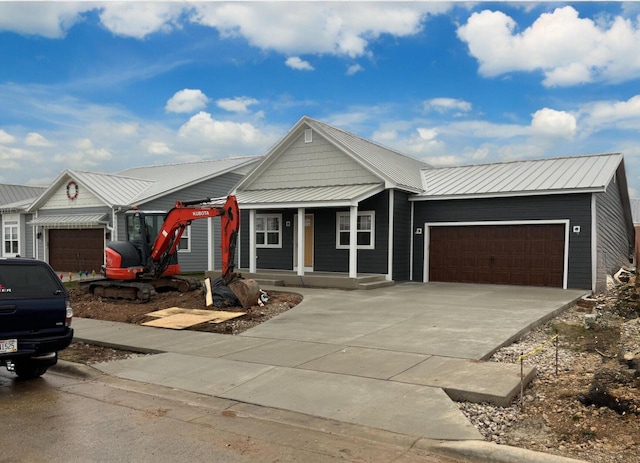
428 223 565 288
49 229 105 273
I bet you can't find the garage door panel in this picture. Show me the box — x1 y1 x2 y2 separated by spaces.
428 224 565 288
49 229 104 273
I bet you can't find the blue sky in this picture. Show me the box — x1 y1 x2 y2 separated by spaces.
2 2 640 195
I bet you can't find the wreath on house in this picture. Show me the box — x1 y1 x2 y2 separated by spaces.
66 181 79 200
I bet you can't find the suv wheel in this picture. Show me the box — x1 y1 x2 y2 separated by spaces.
13 360 50 379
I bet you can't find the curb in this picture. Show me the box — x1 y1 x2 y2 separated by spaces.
430 440 587 463
50 359 104 379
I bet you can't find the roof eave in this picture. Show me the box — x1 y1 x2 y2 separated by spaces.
409 187 606 201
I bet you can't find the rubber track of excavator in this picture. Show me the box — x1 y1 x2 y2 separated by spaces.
81 279 157 303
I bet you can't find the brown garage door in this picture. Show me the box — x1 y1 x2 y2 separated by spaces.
49 229 104 273
428 224 565 287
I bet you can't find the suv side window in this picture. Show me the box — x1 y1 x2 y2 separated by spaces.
0 264 62 299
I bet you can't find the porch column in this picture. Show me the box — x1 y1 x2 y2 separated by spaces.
387 189 394 281
249 209 257 273
297 208 305 276
349 205 358 278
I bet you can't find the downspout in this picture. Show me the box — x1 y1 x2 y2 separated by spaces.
591 193 597 292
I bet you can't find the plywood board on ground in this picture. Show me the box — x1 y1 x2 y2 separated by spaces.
142 313 220 329
146 307 218 318
143 307 246 329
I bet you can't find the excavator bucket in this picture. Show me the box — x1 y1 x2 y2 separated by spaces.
228 278 261 309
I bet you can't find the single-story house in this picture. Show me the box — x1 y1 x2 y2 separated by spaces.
232 116 634 292
24 157 260 274
0 184 46 258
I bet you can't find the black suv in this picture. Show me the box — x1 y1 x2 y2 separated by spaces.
0 258 73 379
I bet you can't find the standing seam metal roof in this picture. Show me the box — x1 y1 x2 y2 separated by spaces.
417 153 623 198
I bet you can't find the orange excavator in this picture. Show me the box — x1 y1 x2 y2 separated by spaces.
83 195 258 305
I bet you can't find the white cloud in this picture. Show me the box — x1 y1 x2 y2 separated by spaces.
148 142 171 155
285 57 314 71
579 94 640 131
530 108 577 138
98 3 185 39
25 132 53 147
417 128 439 140
165 89 210 114
216 97 259 113
423 98 472 114
346 64 364 76
191 3 446 58
0 3 90 38
0 129 16 144
177 112 279 155
457 6 640 86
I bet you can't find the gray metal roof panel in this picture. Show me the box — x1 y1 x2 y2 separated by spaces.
418 153 622 198
119 156 262 203
0 184 46 206
236 184 383 207
70 171 155 206
28 213 108 228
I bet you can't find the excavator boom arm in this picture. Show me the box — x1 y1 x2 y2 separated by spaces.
146 195 239 278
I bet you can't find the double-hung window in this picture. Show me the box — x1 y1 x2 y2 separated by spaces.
178 225 191 252
336 211 375 250
256 214 282 248
2 214 20 257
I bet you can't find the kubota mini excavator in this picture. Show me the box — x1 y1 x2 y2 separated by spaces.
83 195 257 304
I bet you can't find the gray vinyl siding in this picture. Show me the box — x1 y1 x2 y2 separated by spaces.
595 176 634 290
412 194 593 290
22 213 34 258
247 133 379 190
392 190 412 281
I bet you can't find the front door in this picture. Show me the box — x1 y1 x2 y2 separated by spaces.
294 214 314 270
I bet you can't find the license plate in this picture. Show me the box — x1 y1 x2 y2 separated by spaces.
0 339 18 353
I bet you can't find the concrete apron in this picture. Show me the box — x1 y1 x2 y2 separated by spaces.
79 282 587 442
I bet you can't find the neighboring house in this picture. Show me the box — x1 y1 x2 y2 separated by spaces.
25 157 261 274
0 184 46 258
233 116 634 292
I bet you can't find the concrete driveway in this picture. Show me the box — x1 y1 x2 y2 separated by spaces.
78 282 587 442
241 282 586 359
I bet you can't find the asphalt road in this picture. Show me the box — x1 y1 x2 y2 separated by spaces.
0 367 458 463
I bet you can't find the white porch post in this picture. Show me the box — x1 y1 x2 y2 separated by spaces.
297 207 305 276
207 217 214 271
349 205 358 278
387 189 394 281
249 209 257 273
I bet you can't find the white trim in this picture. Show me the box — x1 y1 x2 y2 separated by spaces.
177 224 191 253
207 217 214 271
349 206 358 278
295 210 306 275
409 201 414 281
409 187 605 202
255 213 283 248
591 194 597 292
336 210 375 250
249 210 256 273
423 219 570 289
387 190 394 281
2 213 20 257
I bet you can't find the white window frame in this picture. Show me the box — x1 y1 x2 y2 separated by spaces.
178 224 191 253
256 214 282 248
2 214 20 257
336 211 375 250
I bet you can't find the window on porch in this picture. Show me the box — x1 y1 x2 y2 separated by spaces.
336 211 375 250
256 214 282 248
3 216 19 257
